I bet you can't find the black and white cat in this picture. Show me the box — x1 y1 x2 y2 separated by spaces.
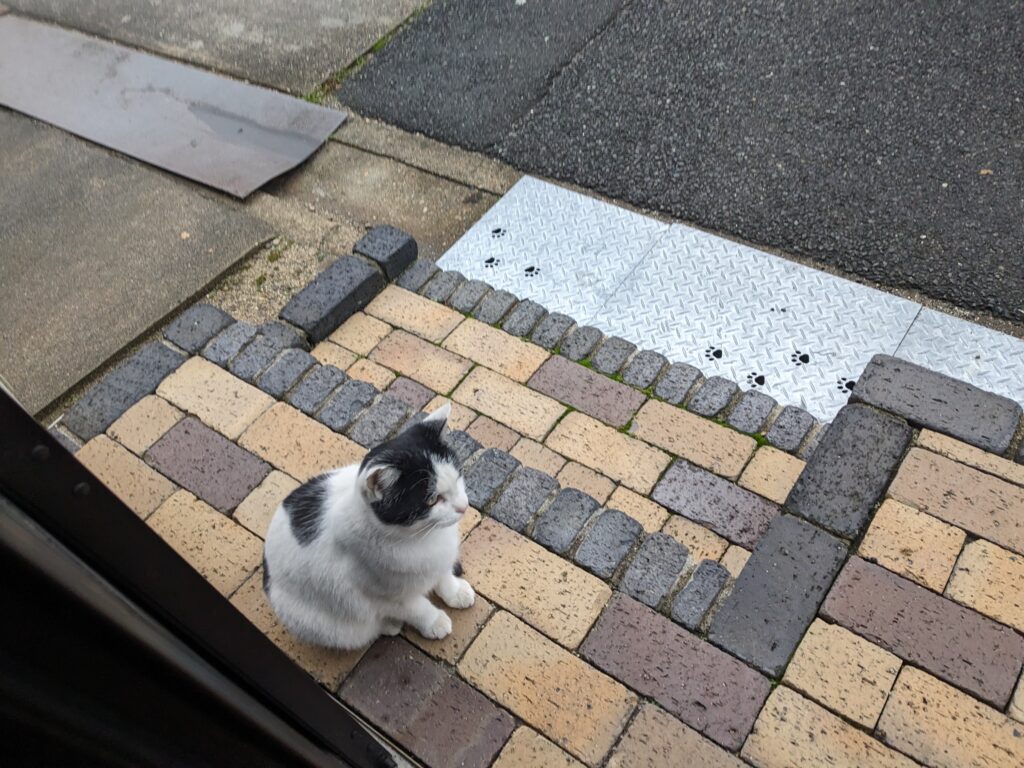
262 403 475 650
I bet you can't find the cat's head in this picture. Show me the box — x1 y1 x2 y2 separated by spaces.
357 403 469 530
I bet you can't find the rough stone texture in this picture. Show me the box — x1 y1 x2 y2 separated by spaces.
529 356 645 428
853 354 1022 454
531 488 601 555
726 389 776 434
493 728 583 768
257 321 308 352
687 376 738 418
280 255 385 343
488 467 558 532
510 438 566 477
286 364 348 416
228 334 284 383
621 349 667 390
608 703 744 768
946 539 1024 633
234 471 300 539
448 278 492 314
107 395 183 456
877 667 1024 768
765 405 816 452
371 329 473 393
445 430 483 467
328 312 392 356
202 321 258 366
784 619 901 729
164 303 233 354
719 545 751 578
889 447 1024 555
918 428 1024 487
473 289 517 325
458 612 634 765
670 559 729 630
574 509 644 580
145 417 270 513
619 533 688 608
76 435 175 519
387 377 435 411
858 499 965 591
709 515 847 677
63 341 186 441
461 520 611 648
463 448 520 509
785 403 911 538
366 285 464 343
347 394 410 447
582 594 770 751
256 348 317 399
652 460 778 548
443 318 549 383
395 258 439 292
341 637 514 768
556 462 614 504
530 312 574 350
453 367 564 441
560 325 602 361
662 515 729 563
798 421 829 460
591 336 636 375
354 225 418 281
822 556 1024 708
502 300 547 338
606 487 668 533
738 447 806 505
654 362 702 405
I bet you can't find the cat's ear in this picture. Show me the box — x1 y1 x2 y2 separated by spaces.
359 463 400 503
422 401 451 429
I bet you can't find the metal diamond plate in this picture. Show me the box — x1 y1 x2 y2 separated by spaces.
438 176 669 319
895 309 1024 407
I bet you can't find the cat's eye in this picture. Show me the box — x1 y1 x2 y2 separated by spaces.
426 494 439 506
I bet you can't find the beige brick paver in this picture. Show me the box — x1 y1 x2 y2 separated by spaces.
557 462 614 504
1010 675 1024 723
467 414 520 451
858 499 966 591
607 703 743 768
404 595 495 665
631 399 755 480
365 285 463 342
459 507 482 539
328 311 392 355
234 470 300 539
107 395 183 455
346 358 396 390
877 666 1024 768
425 396 476 431
231 569 363 688
608 487 669 533
311 341 358 371
742 686 916 768
453 366 564 441
721 545 751 578
77 435 175 518
493 727 583 768
946 539 1024 632
459 612 636 767
239 402 364 481
661 515 729 563
918 430 1024 487
148 490 262 596
511 438 567 477
370 330 472 394
783 619 901 728
442 318 549 383
547 412 670 494
157 356 274 439
739 446 805 504
461 519 611 648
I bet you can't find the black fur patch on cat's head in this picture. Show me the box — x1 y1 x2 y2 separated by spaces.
359 416 457 526
282 473 330 546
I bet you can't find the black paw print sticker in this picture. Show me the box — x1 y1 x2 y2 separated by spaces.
747 372 766 389
524 265 540 278
490 227 507 239
791 350 811 366
704 346 724 361
836 377 856 393
484 257 501 269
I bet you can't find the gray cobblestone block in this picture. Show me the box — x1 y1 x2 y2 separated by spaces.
574 509 644 580
354 224 417 280
463 448 520 510
228 335 282 383
487 467 559 532
766 406 816 452
531 488 601 555
619 533 688 608
473 289 517 325
421 270 465 303
318 379 377 431
63 342 186 441
348 395 411 447
799 422 829 460
164 303 233 353
671 560 730 630
48 425 80 454
258 321 309 351
530 312 575 350
447 279 491 313
853 354 1022 454
395 258 438 292
388 377 435 411
727 390 777 434
622 350 667 389
280 255 385 343
654 363 702 405
688 376 739 417
256 348 317 398
561 325 603 362
203 321 258 367
502 300 547 338
444 430 482 467
591 337 636 375
286 365 347 416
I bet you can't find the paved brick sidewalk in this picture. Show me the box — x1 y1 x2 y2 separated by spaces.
53 237 1024 767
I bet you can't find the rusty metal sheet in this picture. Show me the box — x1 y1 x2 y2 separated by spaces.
0 15 345 197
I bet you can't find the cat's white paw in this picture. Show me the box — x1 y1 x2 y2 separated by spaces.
380 618 403 636
420 610 452 640
438 576 476 609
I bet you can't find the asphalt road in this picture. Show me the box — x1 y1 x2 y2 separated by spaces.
341 0 1024 323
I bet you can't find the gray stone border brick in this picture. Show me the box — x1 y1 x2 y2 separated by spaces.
353 224 417 280
280 254 385 343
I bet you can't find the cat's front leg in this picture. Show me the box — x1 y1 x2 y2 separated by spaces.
435 571 476 609
393 594 452 640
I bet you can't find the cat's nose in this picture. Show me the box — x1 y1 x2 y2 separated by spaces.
454 504 468 515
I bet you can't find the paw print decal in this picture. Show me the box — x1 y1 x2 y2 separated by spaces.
836 377 856 393
791 350 811 366
490 227 507 239
484 257 501 269
524 265 540 278
746 372 766 389
704 346 724 361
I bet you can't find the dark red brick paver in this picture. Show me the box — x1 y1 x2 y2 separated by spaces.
527 355 645 428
